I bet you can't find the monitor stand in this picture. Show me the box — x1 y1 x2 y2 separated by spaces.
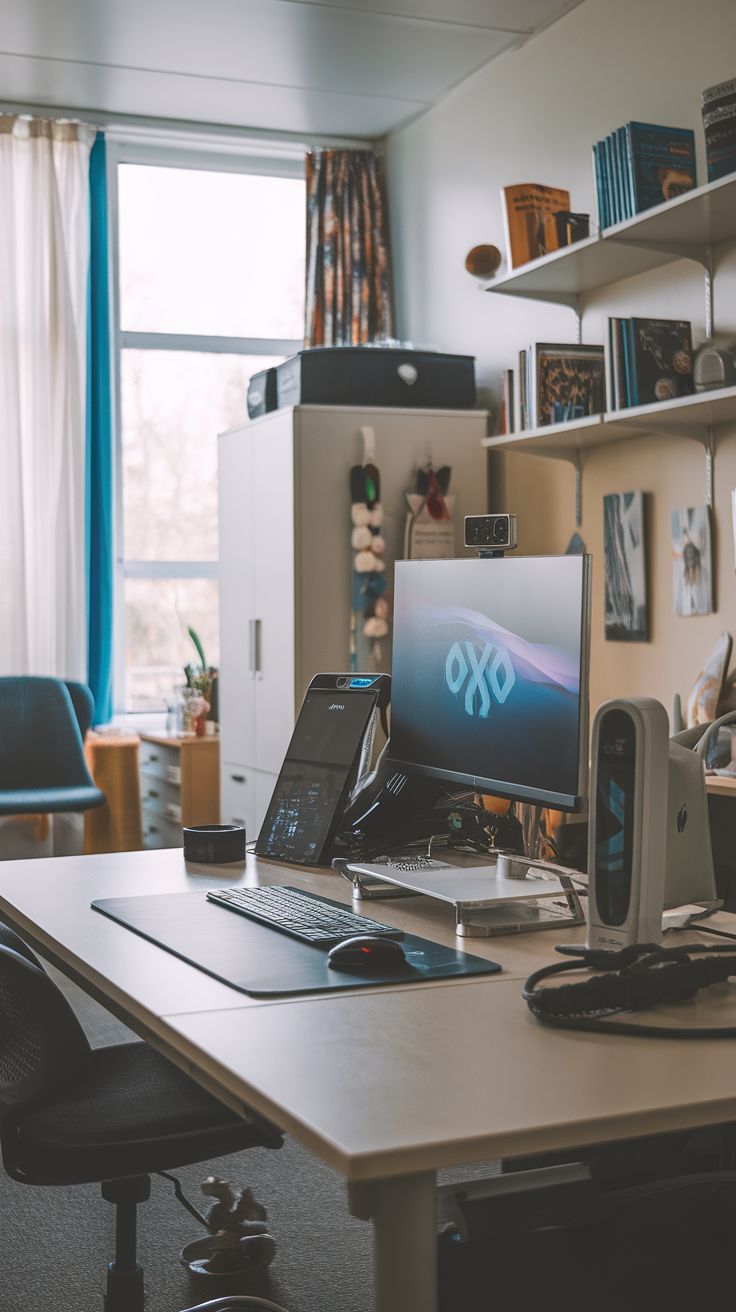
339 852 586 937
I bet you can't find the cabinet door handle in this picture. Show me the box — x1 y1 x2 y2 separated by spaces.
249 618 262 678
231 774 245 783
148 753 158 761
148 789 159 798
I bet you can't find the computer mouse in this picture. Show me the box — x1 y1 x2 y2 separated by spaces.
327 935 407 970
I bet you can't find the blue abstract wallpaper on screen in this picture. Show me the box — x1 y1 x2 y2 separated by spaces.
390 556 586 802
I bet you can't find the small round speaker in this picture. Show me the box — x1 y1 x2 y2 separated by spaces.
183 824 246 864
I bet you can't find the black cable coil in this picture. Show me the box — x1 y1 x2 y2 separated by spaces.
523 943 736 1037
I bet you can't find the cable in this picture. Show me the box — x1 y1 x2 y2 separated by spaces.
180 1298 291 1311
523 943 736 1036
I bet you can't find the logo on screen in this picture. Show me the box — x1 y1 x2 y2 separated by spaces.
445 641 516 717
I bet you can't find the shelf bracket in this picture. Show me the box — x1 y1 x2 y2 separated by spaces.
705 243 714 339
574 450 582 527
706 425 714 511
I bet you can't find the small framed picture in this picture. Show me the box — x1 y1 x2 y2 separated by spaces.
603 491 647 641
671 506 713 616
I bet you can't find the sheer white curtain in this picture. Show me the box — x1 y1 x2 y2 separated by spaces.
0 116 95 679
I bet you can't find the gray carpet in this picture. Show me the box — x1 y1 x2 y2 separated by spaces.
0 959 500 1312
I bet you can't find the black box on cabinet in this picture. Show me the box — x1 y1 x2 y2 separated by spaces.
276 348 476 411
247 367 278 419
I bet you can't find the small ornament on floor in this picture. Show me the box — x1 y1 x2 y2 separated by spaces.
169 1171 277 1279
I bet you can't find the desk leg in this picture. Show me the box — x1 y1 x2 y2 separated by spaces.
349 1170 437 1312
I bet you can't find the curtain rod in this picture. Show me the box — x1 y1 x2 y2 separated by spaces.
0 98 382 153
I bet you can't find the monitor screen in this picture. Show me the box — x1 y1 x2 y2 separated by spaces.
389 555 591 810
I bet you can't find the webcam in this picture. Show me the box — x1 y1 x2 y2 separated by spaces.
465 514 517 556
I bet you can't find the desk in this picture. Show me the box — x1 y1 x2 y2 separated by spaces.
1 848 735 1312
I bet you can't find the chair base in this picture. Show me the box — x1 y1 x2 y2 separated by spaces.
105 1260 144 1312
102 1175 151 1312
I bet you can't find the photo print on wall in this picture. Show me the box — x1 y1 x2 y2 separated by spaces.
671 506 713 616
603 491 648 641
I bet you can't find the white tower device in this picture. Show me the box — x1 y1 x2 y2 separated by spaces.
587 698 670 951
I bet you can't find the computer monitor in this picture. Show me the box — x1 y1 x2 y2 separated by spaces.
388 554 592 811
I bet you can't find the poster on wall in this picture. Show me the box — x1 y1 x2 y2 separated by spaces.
671 506 713 616
603 491 648 641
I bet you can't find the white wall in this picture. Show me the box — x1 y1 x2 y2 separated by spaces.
386 0 736 718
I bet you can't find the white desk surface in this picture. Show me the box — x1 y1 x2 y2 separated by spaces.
1 847 735 1183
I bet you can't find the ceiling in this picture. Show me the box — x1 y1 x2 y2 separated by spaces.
0 0 584 140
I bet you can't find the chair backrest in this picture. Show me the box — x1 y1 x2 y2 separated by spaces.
0 924 43 970
0 677 96 792
64 682 95 740
0 943 91 1113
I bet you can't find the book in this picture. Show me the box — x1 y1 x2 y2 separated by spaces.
534 343 605 427
500 369 514 434
626 122 696 212
501 184 570 268
607 317 694 408
593 122 696 226
702 77 736 183
630 318 694 404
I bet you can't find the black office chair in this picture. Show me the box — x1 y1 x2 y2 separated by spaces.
0 676 105 815
0 926 283 1312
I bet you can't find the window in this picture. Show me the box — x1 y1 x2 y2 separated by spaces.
112 152 306 713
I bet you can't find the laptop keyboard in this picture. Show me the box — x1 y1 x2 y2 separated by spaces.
206 884 405 947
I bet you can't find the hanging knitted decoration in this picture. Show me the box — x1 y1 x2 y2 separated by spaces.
350 426 388 671
404 462 456 559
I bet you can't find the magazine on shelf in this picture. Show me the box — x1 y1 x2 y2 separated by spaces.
593 123 696 227
535 343 605 428
608 318 694 409
501 183 570 268
702 77 736 183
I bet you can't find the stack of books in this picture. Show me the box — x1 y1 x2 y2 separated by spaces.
702 78 736 182
608 318 694 410
508 343 605 431
593 123 696 229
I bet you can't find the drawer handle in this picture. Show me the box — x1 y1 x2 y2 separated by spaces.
231 774 245 783
148 753 158 761
148 789 159 798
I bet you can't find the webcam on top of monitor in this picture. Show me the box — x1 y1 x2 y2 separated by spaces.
465 514 517 556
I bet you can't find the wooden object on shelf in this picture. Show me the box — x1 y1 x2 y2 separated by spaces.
84 733 143 855
139 733 220 850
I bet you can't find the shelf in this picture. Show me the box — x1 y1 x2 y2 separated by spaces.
484 173 736 310
482 385 736 458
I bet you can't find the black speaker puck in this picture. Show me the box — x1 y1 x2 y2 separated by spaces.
183 824 246 864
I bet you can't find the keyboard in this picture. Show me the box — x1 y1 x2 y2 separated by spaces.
206 885 405 947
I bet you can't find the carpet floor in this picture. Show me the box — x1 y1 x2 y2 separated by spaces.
0 957 499 1312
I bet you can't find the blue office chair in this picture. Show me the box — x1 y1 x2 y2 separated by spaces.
0 676 104 815
0 926 284 1312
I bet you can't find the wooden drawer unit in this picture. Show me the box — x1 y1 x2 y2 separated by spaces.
141 808 184 850
139 734 220 850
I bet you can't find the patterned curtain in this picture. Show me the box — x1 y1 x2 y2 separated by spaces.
305 149 394 348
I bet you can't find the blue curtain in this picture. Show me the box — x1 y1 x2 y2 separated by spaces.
86 132 114 725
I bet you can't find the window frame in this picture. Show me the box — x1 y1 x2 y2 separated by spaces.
106 136 306 715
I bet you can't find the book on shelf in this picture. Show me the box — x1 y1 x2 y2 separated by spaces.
593 123 696 228
513 343 605 430
501 184 570 268
702 77 736 183
608 318 694 410
500 369 514 434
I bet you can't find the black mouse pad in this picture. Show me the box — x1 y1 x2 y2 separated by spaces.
91 889 501 997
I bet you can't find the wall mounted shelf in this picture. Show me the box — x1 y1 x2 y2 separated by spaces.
483 385 736 459
484 173 736 315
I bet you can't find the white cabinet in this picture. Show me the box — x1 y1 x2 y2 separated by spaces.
218 403 489 836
